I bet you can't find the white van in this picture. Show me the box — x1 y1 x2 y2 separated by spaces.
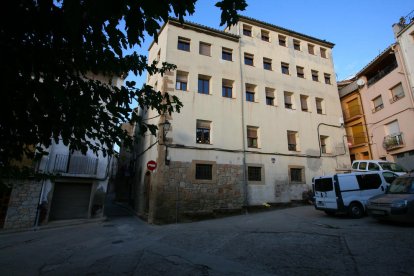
313 171 398 218
351 160 407 176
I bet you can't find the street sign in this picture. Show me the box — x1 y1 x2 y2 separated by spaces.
147 160 157 171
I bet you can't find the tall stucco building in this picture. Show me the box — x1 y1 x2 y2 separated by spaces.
136 17 350 223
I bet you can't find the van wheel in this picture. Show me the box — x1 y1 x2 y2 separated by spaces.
348 203 364 219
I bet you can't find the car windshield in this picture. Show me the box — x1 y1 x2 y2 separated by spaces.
380 162 406 172
388 177 414 194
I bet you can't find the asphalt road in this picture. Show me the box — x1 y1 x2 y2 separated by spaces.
1 205 413 275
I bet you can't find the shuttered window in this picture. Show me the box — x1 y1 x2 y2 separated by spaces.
199 42 211 56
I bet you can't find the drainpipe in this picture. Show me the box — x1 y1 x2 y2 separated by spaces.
236 24 248 212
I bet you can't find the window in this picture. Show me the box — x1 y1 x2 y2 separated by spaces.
368 162 380 171
261 30 270 42
175 71 188 91
199 42 211 56
359 162 367 170
287 131 298 151
195 164 212 180
372 95 384 112
248 166 262 181
281 62 289 75
300 94 309 111
320 48 327 58
177 37 190 51
308 44 315 55
278 35 287 46
293 39 301 51
243 25 252 36
311 70 319 82
296 66 305 78
244 53 254 66
385 120 400 136
196 120 211 144
222 47 233 61
314 178 333 192
324 73 331 84
247 126 258 148
356 174 382 190
222 79 233 98
198 75 210 94
265 87 275 106
390 83 405 102
157 49 161 61
320 135 329 154
263 58 272 70
245 84 256 102
289 166 305 183
284 91 294 109
315 98 324 114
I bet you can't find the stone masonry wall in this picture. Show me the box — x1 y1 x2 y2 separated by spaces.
3 180 42 230
152 161 244 224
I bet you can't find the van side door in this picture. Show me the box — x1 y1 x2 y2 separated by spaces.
314 177 337 210
356 173 384 204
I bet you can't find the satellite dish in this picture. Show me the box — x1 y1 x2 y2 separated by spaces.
356 79 365 86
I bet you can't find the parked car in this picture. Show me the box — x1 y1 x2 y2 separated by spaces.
351 160 407 176
367 172 414 223
313 171 398 218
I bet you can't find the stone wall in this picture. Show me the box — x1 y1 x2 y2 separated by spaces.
3 180 42 229
151 161 244 223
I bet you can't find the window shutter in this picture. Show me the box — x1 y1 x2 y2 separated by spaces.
300 96 308 109
199 43 210 56
284 94 291 104
247 128 257 138
392 84 404 97
176 74 187 82
197 120 211 129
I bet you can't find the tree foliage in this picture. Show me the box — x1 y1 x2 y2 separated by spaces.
0 0 247 168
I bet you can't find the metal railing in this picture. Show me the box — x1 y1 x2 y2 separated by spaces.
367 61 398 87
288 143 297 151
53 154 98 175
343 104 363 120
383 133 404 150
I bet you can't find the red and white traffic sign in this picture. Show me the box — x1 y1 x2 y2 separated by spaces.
147 160 157 171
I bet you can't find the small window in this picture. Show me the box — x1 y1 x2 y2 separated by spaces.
372 95 384 113
261 30 270 42
368 163 380 171
248 166 262 181
293 39 301 51
196 120 211 144
199 42 211 56
320 48 327 58
281 62 290 75
222 47 233 61
296 66 305 78
315 178 333 192
359 162 367 170
352 162 359 169
263 58 272 70
222 79 233 98
244 53 254 66
300 94 308 111
315 98 324 114
247 127 258 148
324 73 331 84
284 91 294 109
265 87 275 106
278 35 287 47
177 37 190 51
308 44 315 55
176 71 188 91
287 131 298 151
243 25 252 36
195 164 212 180
290 167 304 183
320 135 329 153
198 75 210 94
245 83 256 102
382 172 397 184
390 83 405 102
356 173 382 190
311 70 319 82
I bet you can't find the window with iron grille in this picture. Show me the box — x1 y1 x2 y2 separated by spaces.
198 75 210 94
244 53 254 66
196 120 211 144
281 62 289 75
177 37 190 51
248 166 261 181
290 168 303 182
195 164 212 180
222 47 233 61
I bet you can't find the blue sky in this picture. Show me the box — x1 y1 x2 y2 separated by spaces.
127 0 413 86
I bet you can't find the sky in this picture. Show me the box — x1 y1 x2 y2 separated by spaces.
126 0 413 87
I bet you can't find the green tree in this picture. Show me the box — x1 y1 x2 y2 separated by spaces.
0 0 247 169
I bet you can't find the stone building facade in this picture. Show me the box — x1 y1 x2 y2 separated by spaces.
135 17 350 224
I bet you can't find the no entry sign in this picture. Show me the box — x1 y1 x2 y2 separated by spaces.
147 160 157 171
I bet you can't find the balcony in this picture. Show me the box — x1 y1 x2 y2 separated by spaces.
343 104 363 121
347 133 369 147
383 133 404 151
53 154 99 176
367 60 398 87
